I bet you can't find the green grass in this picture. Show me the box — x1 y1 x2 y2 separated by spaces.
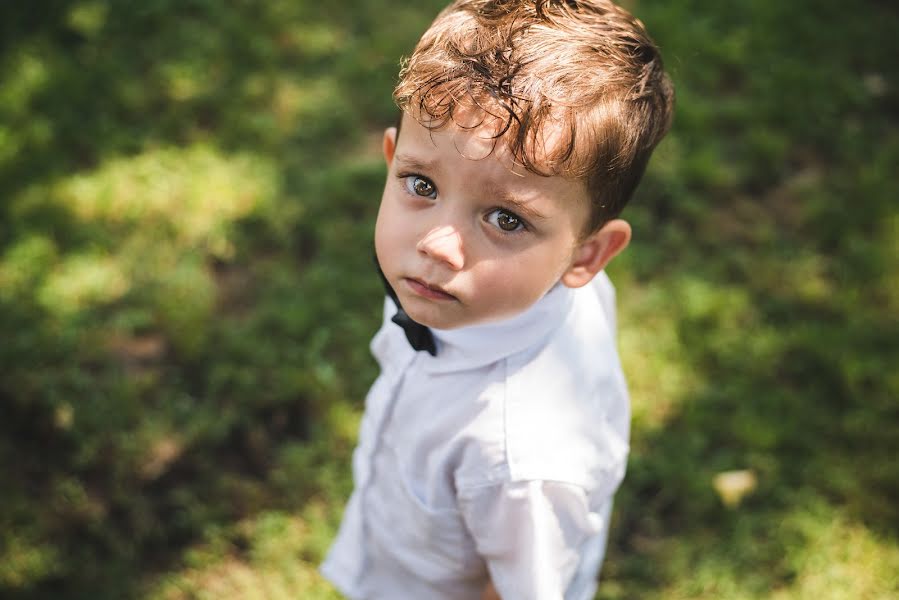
1 0 897 598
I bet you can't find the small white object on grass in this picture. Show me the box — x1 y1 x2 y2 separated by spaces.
712 469 758 508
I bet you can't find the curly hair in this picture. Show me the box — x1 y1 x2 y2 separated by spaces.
394 0 674 232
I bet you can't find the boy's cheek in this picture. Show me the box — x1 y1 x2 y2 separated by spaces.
374 215 402 275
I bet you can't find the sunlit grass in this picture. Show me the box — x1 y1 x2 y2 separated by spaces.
37 251 130 316
55 145 277 254
773 506 899 600
147 511 343 600
616 278 700 433
650 505 899 600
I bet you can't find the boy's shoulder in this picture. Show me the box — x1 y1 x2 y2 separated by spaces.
455 274 630 497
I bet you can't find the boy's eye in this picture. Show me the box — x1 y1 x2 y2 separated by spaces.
403 175 437 199
486 209 525 232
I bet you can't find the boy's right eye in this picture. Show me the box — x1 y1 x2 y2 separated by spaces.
403 175 437 199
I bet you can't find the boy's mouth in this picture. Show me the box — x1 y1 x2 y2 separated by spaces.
402 277 458 302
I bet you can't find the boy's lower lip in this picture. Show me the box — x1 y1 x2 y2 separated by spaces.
403 277 458 301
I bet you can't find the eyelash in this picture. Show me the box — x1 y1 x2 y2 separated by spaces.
397 172 529 234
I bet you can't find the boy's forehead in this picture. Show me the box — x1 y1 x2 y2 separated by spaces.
401 108 570 176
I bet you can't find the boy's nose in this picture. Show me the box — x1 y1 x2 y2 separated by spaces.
416 225 464 270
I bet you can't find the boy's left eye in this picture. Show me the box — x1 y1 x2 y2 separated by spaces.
486 209 525 232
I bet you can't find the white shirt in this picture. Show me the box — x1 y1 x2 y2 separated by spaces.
321 272 630 600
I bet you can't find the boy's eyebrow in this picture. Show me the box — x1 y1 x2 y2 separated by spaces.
393 154 439 173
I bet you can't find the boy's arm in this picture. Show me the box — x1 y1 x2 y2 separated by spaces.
482 580 501 600
460 479 603 600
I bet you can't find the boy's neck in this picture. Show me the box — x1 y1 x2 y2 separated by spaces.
420 281 576 372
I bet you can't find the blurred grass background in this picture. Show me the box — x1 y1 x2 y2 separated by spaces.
0 0 896 598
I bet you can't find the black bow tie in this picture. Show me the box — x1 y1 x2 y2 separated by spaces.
376 262 437 356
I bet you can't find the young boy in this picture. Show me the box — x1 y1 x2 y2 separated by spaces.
321 1 673 598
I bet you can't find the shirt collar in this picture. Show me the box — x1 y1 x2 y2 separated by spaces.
418 282 575 373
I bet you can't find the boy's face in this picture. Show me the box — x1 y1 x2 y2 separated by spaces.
375 112 628 330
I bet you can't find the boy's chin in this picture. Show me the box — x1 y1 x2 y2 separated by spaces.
403 302 471 331
404 306 458 330
406 303 515 331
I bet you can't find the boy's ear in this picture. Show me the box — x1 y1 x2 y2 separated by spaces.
383 127 397 166
561 219 632 289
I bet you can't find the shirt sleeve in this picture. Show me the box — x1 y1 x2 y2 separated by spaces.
458 480 603 600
